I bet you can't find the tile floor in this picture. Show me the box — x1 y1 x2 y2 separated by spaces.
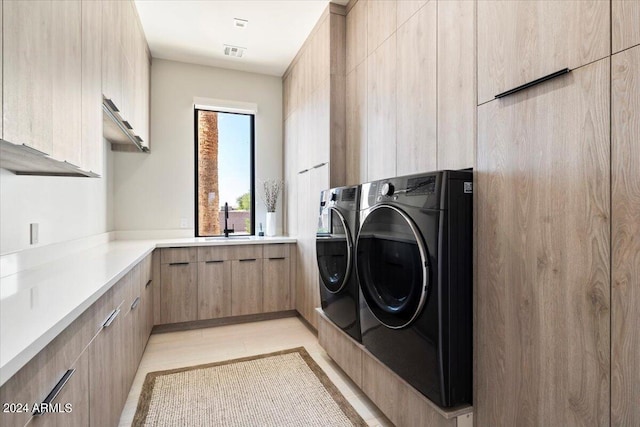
118 316 393 426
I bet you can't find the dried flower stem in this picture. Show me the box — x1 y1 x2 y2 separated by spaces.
261 179 283 212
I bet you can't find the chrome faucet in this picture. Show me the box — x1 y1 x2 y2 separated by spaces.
223 202 234 238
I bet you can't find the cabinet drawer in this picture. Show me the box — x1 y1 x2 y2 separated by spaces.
228 245 263 260
0 307 95 427
197 246 229 262
161 247 197 264
263 244 290 259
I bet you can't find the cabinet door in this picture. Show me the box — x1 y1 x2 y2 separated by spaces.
476 58 610 426
263 249 291 312
613 0 640 54
1 2 3 139
51 0 82 167
102 0 122 109
295 170 311 324
477 0 610 104
160 263 198 324
30 350 90 427
612 45 640 427
198 261 231 320
437 0 475 170
396 1 436 176
81 0 104 175
89 304 124 427
231 259 263 316
3 0 53 152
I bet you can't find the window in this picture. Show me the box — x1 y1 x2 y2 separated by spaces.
195 109 255 236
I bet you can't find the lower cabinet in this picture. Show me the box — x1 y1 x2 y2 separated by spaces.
263 244 292 312
231 259 264 316
160 261 198 324
198 260 232 319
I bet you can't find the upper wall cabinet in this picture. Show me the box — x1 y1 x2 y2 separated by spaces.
477 0 610 104
613 0 640 54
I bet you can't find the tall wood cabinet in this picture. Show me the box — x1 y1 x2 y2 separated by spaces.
477 0 610 104
611 44 640 427
613 0 640 54
476 58 610 426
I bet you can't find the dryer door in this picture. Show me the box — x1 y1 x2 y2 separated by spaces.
356 204 429 329
316 207 353 294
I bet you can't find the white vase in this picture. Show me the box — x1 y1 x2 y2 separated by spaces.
266 212 277 237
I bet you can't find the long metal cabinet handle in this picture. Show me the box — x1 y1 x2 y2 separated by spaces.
495 68 570 99
33 369 76 416
145 279 152 288
104 98 119 112
168 262 189 266
205 260 224 264
102 308 120 328
122 120 133 130
131 296 141 310
239 258 256 262
268 257 286 260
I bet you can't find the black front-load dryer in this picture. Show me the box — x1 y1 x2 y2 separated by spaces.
356 170 472 407
317 185 361 342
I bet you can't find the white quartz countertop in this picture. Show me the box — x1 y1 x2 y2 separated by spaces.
0 236 296 386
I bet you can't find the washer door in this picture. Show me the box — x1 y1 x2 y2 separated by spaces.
316 207 353 294
356 204 429 329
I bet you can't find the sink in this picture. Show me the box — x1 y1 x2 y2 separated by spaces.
202 236 254 241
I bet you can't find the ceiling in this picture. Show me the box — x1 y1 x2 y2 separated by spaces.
134 0 348 77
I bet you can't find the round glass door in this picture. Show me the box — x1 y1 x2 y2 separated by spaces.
356 204 429 329
316 207 353 294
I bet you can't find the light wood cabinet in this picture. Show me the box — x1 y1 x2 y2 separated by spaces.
318 311 362 387
367 0 396 55
613 0 640 54
345 0 366 74
3 0 54 154
612 45 640 427
477 0 610 104
396 1 436 176
198 260 232 319
102 0 123 111
231 259 264 316
367 33 396 181
263 245 291 312
476 58 610 426
436 0 475 170
81 0 104 176
345 62 367 185
160 261 198 324
0 2 3 139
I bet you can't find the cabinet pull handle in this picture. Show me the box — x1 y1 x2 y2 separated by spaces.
239 258 256 262
145 279 152 288
104 98 120 113
122 120 133 130
205 260 224 263
298 169 309 174
169 262 189 266
102 308 120 328
268 257 286 260
495 68 571 99
33 369 75 417
312 162 327 169
131 296 141 310
135 135 144 143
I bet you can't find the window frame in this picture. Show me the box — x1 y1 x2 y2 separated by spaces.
193 108 256 237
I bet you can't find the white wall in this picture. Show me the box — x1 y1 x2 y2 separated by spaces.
0 145 114 254
113 59 283 235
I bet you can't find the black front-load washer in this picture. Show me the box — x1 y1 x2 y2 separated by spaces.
316 185 361 342
356 170 472 407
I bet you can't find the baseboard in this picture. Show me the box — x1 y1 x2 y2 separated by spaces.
151 310 299 334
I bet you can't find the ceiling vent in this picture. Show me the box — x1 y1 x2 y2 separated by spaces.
224 45 246 58
233 18 248 29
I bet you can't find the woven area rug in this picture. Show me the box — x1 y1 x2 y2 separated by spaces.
132 347 367 426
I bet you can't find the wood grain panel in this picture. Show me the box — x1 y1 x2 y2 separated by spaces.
102 0 123 109
152 250 161 325
0 3 2 139
476 58 610 426
198 260 231 319
330 74 346 187
231 259 263 316
3 0 53 153
318 310 362 387
81 0 104 175
345 63 367 185
611 45 640 427
161 247 197 264
263 257 291 312
477 0 610 104
227 244 263 260
396 1 436 176
160 263 198 324
613 0 640 54
437 0 475 170
346 0 367 73
367 0 396 55
197 246 230 262
263 243 290 259
396 0 427 28
367 34 396 181
52 0 82 166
